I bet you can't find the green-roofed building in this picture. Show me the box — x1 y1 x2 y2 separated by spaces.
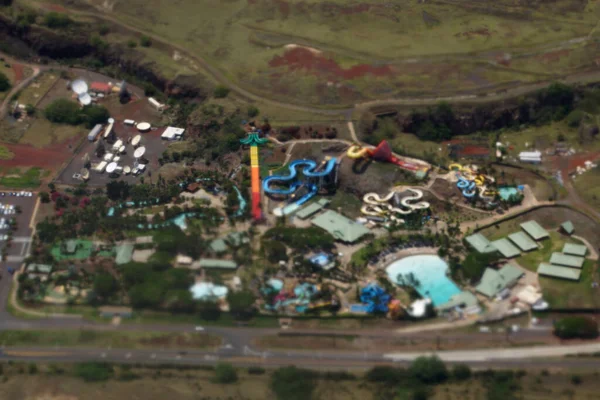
464 233 497 254
561 221 575 235
549 252 585 269
490 238 521 258
508 231 538 252
475 263 524 298
210 232 249 253
198 259 238 270
296 199 331 220
538 263 581 281
115 243 134 265
562 243 587 257
209 238 227 253
311 210 371 244
437 291 479 312
520 220 549 241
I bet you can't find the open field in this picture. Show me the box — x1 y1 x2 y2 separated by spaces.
0 330 221 349
0 362 600 400
16 71 60 107
540 258 598 308
27 0 600 106
573 166 600 211
0 166 45 188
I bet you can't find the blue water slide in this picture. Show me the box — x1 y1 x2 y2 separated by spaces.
457 177 477 198
262 158 337 196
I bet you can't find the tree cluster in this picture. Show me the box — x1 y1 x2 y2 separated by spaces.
44 99 110 128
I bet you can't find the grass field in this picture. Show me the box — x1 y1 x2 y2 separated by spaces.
540 259 598 308
573 166 600 211
0 167 43 188
0 60 16 101
0 145 14 160
516 231 578 272
28 0 600 106
18 117 85 147
17 71 60 107
0 329 221 349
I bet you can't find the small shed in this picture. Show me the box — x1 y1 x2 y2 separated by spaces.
560 221 575 235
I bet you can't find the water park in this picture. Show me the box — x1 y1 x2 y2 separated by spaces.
262 157 338 216
262 279 338 314
360 188 430 225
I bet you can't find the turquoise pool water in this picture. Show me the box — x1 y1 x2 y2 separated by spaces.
386 255 461 307
190 282 228 300
267 278 283 292
498 187 518 201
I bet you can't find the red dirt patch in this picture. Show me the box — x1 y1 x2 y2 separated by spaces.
538 49 571 64
12 64 24 82
43 3 68 12
0 135 80 170
455 28 492 39
269 47 394 80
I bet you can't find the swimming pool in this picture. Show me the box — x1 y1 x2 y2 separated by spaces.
386 255 461 307
190 282 228 300
498 187 519 201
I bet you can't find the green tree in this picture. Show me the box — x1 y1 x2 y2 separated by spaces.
93 272 119 301
452 364 471 381
0 71 10 92
409 356 448 385
214 363 238 384
247 105 259 118
270 366 316 400
44 99 81 125
39 191 50 203
197 299 221 321
98 24 109 35
214 85 230 99
25 104 35 116
43 12 72 29
140 35 152 47
226 289 256 320
554 316 599 339
80 105 110 128
127 39 137 48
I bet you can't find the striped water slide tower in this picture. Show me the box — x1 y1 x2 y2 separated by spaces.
240 132 268 221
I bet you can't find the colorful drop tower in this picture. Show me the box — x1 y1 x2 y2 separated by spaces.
240 132 268 221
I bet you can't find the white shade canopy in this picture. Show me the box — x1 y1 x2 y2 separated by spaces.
134 146 146 158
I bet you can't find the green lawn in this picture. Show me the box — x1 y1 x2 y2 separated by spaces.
17 71 60 107
321 190 363 219
19 118 85 148
540 259 599 309
573 166 600 212
0 145 14 160
516 232 577 272
0 330 221 349
50 240 95 261
0 167 43 188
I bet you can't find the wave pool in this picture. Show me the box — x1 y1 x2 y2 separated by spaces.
386 255 461 307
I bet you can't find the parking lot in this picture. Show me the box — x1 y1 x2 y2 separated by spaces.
0 191 37 262
56 123 170 187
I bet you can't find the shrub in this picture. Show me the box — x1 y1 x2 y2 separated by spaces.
365 366 404 383
28 363 37 374
25 104 35 116
409 356 448 384
140 35 152 47
248 366 265 375
98 24 109 35
214 85 230 98
571 375 582 385
127 40 137 48
566 110 584 128
74 362 113 382
554 317 599 339
452 364 471 381
270 366 316 400
44 99 81 125
214 363 237 384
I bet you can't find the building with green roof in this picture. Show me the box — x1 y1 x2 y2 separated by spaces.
209 232 249 254
437 291 479 312
63 240 79 254
538 263 581 281
549 252 585 269
490 239 521 258
115 243 134 265
520 220 549 241
560 221 575 235
296 199 330 220
562 243 587 257
464 233 497 254
311 210 371 244
508 231 538 252
198 259 238 270
475 263 524 298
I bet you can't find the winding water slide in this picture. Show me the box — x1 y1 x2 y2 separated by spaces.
347 140 429 173
263 158 337 216
361 188 429 222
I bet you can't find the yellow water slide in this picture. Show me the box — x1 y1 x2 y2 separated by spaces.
347 144 370 159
